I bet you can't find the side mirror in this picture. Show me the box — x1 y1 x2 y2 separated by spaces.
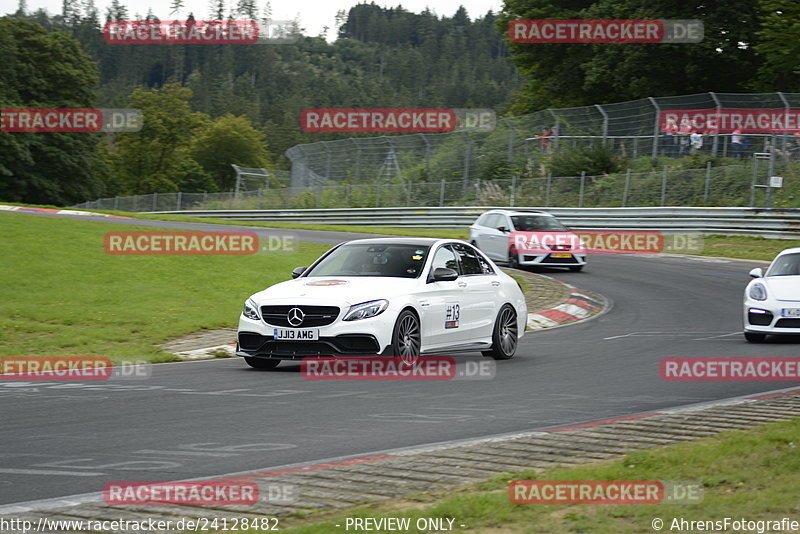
429 267 459 282
749 267 764 278
291 266 307 279
497 226 509 233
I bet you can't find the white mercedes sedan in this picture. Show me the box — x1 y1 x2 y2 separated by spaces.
237 238 527 369
743 247 800 342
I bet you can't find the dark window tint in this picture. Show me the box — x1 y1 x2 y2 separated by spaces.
452 243 488 275
768 253 800 276
511 215 568 231
306 244 429 278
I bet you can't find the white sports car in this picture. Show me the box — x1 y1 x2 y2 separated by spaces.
743 247 800 342
237 238 527 369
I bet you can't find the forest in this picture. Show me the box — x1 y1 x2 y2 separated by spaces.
1 0 798 204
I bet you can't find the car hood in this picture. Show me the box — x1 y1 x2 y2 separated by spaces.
765 275 800 301
251 276 421 306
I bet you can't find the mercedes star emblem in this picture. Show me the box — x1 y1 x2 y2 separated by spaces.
287 307 305 326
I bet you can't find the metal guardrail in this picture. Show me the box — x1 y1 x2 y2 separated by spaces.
150 206 800 239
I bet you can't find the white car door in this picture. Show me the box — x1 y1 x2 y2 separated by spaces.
485 214 511 260
451 243 498 341
472 214 496 258
420 244 472 348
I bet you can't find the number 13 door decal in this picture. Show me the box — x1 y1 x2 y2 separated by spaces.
445 302 460 329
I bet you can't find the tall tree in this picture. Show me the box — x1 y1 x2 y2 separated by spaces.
498 0 761 113
0 17 103 204
190 114 273 190
110 84 211 193
752 0 800 91
169 0 183 16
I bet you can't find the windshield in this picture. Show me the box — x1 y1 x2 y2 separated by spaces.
511 215 569 232
305 244 430 278
767 253 800 276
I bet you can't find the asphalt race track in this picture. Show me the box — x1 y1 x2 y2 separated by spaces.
2 211 798 506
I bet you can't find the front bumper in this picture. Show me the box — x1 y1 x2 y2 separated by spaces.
237 312 395 359
743 300 800 335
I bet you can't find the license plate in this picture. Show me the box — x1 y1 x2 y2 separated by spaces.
551 253 573 258
781 308 800 317
273 328 319 341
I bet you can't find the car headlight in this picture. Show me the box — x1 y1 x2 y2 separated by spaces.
243 298 261 320
749 283 767 301
343 299 389 321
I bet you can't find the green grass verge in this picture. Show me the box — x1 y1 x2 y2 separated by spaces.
694 235 800 262
0 212 328 362
238 418 800 533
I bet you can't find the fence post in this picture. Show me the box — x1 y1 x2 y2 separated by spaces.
546 109 560 155
232 164 241 199
376 183 381 207
660 165 668 206
647 97 660 160
407 181 412 206
114 197 119 210
704 161 712 205
709 92 721 157
767 148 776 208
462 132 472 191
176 191 182 211
778 92 790 156
351 139 361 181
152 192 158 211
579 171 585 207
545 173 552 206
257 188 262 210
420 134 431 178
503 119 515 167
439 179 445 206
323 141 332 181
510 175 517 207
595 104 608 141
345 184 350 207
750 154 759 207
622 169 631 207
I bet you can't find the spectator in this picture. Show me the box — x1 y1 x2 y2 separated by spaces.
731 129 747 159
677 118 692 156
663 118 678 157
536 127 552 153
771 135 800 160
690 130 704 153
